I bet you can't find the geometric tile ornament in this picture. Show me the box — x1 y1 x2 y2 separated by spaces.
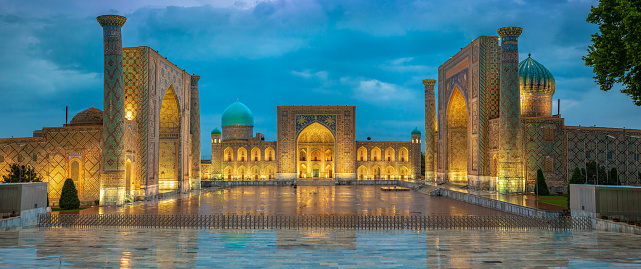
190 75 201 190
97 15 127 205
423 79 436 181
497 27 524 194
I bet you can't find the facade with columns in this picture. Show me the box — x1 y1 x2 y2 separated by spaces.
424 27 641 194
0 15 201 206
202 103 422 181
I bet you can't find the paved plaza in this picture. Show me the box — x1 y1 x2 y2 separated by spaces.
72 185 511 216
1 227 640 267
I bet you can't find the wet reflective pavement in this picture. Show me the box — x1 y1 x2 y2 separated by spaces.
78 185 512 216
1 228 640 268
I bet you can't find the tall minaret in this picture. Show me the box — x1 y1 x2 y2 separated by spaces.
190 75 201 190
497 26 524 194
423 79 437 181
97 15 127 206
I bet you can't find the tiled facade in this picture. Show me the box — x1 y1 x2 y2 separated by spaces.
432 27 641 194
0 15 201 205
204 105 421 181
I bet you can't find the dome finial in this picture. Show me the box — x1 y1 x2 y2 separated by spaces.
528 53 531 58
237 98 239 102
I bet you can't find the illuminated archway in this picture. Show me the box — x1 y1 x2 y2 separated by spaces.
447 87 468 184
251 147 261 162
158 86 181 191
264 147 275 161
399 148 408 162
385 166 396 180
400 166 408 180
297 123 334 179
237 147 247 162
265 165 275 179
358 147 367 161
371 165 381 179
385 147 395 162
357 165 367 180
224 147 234 162
371 147 381 162
224 166 233 180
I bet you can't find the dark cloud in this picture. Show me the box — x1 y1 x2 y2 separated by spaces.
0 0 638 155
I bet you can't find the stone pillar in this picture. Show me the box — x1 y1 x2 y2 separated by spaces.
423 79 437 181
97 15 127 206
497 27 524 194
189 75 201 190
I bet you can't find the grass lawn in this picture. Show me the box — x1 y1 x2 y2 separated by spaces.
51 207 92 212
538 199 568 207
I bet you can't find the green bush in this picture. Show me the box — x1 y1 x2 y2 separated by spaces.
534 169 550 196
59 178 80 210
568 167 583 208
608 167 620 185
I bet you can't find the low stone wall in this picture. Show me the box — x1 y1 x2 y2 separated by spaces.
202 180 426 188
431 188 560 218
1 207 46 229
593 218 641 235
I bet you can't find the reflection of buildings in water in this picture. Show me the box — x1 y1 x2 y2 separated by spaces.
276 230 356 250
220 231 253 249
32 228 200 268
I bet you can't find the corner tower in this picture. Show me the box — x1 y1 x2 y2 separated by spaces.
97 15 127 206
190 75 201 189
210 127 222 179
497 26 524 194
423 79 437 181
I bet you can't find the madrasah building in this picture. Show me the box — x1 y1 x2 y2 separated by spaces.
0 15 203 206
200 103 423 182
424 27 641 194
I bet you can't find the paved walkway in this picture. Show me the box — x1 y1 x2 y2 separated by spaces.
62 185 511 216
433 182 568 212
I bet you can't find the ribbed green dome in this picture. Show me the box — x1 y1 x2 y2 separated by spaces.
221 101 254 126
411 127 421 135
211 127 221 135
519 54 555 96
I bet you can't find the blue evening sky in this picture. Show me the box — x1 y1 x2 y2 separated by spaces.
1 0 639 158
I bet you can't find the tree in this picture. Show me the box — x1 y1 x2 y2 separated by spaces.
534 169 550 196
59 178 80 210
608 167 620 185
421 152 425 176
568 167 584 208
1 164 42 183
583 0 641 106
581 161 608 185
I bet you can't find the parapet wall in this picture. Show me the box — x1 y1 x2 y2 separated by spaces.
431 188 560 217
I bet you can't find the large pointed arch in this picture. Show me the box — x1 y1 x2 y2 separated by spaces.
447 86 468 184
158 86 181 191
297 122 334 179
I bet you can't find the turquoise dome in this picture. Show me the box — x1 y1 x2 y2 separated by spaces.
411 127 421 135
211 127 221 135
519 54 555 96
221 101 254 126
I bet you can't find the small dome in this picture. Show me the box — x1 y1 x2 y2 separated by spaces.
69 107 103 126
221 101 254 126
519 54 555 96
411 127 421 135
211 127 221 135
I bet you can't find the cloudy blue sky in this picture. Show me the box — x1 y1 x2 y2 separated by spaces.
1 0 639 158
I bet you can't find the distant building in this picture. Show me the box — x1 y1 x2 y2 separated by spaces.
202 103 422 181
426 27 641 194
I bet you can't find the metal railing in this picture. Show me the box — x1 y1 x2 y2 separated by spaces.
38 214 592 230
